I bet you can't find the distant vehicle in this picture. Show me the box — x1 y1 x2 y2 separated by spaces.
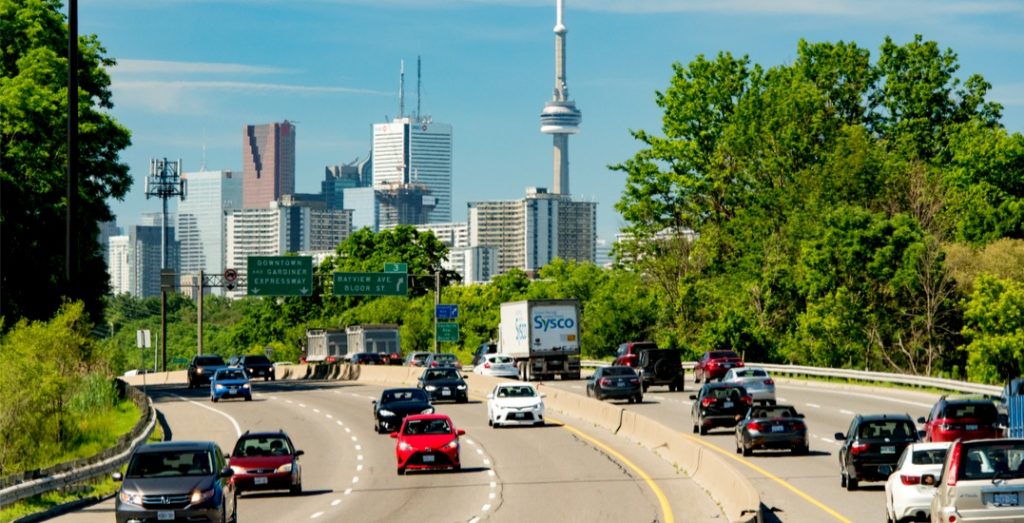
586 366 643 404
349 352 385 365
374 388 434 434
405 352 432 367
417 367 469 403
924 438 1024 523
471 342 497 367
836 413 919 491
473 354 519 379
918 396 1002 443
122 369 151 377
383 353 404 366
612 341 659 368
346 324 401 362
693 350 744 383
210 368 251 402
391 414 465 475
187 355 227 389
227 355 242 367
691 382 751 435
734 404 808 455
722 367 776 405
498 299 582 381
113 441 236 523
237 354 275 381
487 382 545 428
228 430 303 495
424 353 461 368
883 441 950 523
305 328 347 363
635 348 685 392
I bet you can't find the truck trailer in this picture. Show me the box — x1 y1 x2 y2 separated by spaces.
305 328 348 363
498 299 581 381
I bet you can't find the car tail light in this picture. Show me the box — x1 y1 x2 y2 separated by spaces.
599 378 612 387
736 361 745 367
900 474 920 485
946 441 962 486
763 379 774 386
701 397 716 408
484 362 491 369
629 378 640 385
431 361 439 367
747 421 764 432
850 442 870 455
741 395 753 405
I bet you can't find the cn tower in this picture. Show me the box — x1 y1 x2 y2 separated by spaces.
539 0 582 195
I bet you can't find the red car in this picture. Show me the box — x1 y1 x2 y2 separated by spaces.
694 350 744 383
918 396 1002 443
612 341 658 368
391 414 464 475
228 431 304 494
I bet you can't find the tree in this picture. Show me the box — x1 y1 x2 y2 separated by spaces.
1 0 132 325
961 275 1024 384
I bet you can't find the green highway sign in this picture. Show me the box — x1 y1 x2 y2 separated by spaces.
383 262 408 273
247 256 313 296
436 322 460 342
333 272 408 296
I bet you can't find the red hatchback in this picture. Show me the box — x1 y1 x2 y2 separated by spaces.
918 397 1002 443
612 341 658 368
391 414 464 475
228 431 304 494
694 350 744 383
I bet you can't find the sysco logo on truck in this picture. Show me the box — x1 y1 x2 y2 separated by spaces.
514 316 529 341
534 315 575 332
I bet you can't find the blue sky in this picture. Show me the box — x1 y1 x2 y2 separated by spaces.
85 0 1024 241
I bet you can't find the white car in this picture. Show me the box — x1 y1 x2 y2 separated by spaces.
473 354 519 379
722 367 776 405
487 382 545 428
884 441 950 523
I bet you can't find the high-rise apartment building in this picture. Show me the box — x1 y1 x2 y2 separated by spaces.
372 118 452 223
243 120 296 209
108 235 131 295
417 222 469 249
108 225 179 298
468 199 526 275
175 171 242 291
448 246 497 284
98 220 121 267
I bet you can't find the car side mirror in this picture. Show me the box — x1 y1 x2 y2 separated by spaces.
372 400 377 404
295 450 304 457
220 466 234 478
390 432 399 439
921 474 937 486
917 416 926 423
112 471 123 482
689 395 697 400
834 432 846 441
917 430 927 440
457 429 466 436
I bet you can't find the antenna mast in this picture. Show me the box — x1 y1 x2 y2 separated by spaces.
399 60 405 119
417 55 422 123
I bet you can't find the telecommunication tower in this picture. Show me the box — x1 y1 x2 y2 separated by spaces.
539 0 582 195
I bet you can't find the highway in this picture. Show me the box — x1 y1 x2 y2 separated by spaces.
57 378 724 522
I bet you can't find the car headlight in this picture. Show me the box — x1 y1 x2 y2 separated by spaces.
379 409 396 417
446 439 459 449
215 384 225 390
398 441 413 451
425 385 437 391
247 368 254 374
119 489 142 505
189 487 215 504
457 384 467 391
276 462 293 473
197 368 204 374
533 402 544 411
420 407 435 414
241 383 250 389
230 466 246 475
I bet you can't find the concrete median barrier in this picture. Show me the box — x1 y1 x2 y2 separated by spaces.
536 384 624 433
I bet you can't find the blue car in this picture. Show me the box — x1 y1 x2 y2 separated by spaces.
210 368 252 402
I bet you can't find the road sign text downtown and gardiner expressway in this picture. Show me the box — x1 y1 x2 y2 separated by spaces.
333 272 408 296
247 256 313 296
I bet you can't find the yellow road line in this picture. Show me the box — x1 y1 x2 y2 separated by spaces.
548 416 675 523
679 432 851 523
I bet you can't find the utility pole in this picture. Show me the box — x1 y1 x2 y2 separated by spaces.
66 0 78 286
434 271 440 353
197 270 204 356
146 158 186 371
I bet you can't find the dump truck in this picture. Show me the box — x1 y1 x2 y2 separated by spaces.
498 299 581 381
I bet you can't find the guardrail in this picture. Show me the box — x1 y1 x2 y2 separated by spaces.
0 379 157 508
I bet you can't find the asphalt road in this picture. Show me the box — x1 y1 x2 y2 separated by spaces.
56 378 723 522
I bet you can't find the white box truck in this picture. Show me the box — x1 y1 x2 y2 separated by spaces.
305 328 347 363
346 324 402 364
498 299 581 381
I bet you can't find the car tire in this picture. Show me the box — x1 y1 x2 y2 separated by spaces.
793 444 809 455
585 387 591 398
699 424 708 435
244 395 252 401
493 421 501 429
211 397 218 403
397 467 405 476
694 371 701 384
846 475 858 491
594 390 603 401
693 423 699 434
642 384 650 393
742 444 752 457
840 471 847 488
635 394 643 404
289 481 302 495
230 494 238 523
453 464 462 472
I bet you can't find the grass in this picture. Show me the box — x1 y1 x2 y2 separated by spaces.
0 406 164 523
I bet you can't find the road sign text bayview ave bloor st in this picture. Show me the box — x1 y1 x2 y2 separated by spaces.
334 272 409 296
247 256 313 296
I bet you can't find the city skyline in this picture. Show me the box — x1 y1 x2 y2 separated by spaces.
86 1 1024 242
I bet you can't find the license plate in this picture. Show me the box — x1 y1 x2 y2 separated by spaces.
994 492 1019 506
441 389 451 396
617 380 625 386
254 476 268 485
158 511 175 521
422 454 435 463
229 387 237 392
723 364 732 368
771 425 784 432
967 424 978 431
882 446 896 454
723 401 733 408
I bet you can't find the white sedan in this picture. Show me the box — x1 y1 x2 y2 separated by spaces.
885 441 950 523
487 382 545 427
722 367 776 405
473 354 519 379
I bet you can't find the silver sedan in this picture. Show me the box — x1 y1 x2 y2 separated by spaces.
722 367 776 405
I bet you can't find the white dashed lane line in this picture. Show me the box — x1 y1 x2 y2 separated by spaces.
840 409 855 415
310 511 323 519
805 403 821 408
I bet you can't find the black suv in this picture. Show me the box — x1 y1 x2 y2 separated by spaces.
636 349 685 392
835 413 919 490
187 355 227 389
691 382 751 435
113 441 236 523
237 355 275 381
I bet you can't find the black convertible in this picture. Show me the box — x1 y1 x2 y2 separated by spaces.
373 388 434 433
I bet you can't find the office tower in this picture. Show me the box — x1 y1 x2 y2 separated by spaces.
108 235 131 295
539 0 582 195
372 118 452 223
323 162 364 210
108 226 178 298
243 120 296 208
378 183 435 229
344 187 380 232
176 171 242 291
98 221 121 267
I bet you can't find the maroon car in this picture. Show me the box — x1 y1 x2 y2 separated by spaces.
228 431 303 495
694 350 744 383
612 341 658 368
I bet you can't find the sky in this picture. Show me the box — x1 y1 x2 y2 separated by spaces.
83 0 1024 242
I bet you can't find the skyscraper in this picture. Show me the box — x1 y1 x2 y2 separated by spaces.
243 120 296 208
175 170 242 290
539 0 582 195
372 118 452 223
108 225 179 298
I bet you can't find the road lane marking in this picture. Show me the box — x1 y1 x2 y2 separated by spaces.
679 432 851 522
840 409 854 415
357 455 363 461
172 394 241 437
482 504 491 511
345 428 351 433
805 403 821 408
326 414 333 418
355 445 362 451
357 464 363 472
313 408 320 413
483 458 491 465
336 420 343 426
549 416 674 523
310 511 323 519
350 436 357 442
299 403 306 408
352 476 359 483
331 500 341 506
344 488 352 495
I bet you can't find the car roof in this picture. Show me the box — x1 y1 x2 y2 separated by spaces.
858 413 914 422
382 387 424 394
404 414 452 422
496 381 535 388
238 430 290 439
702 381 746 389
939 396 994 405
906 441 952 451
136 441 217 453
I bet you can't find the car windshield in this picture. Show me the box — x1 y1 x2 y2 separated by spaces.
751 406 798 418
410 353 428 362
126 450 213 478
602 367 636 377
196 356 224 366
425 369 460 380
912 448 948 465
244 356 270 364
232 436 293 457
216 369 246 380
858 420 915 439
710 351 739 359
942 402 998 422
960 442 1024 480
403 418 452 435
496 386 537 398
383 390 429 403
